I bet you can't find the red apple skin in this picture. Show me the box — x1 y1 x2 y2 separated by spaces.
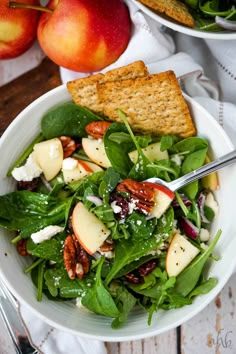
143 182 175 200
0 0 40 59
37 0 131 72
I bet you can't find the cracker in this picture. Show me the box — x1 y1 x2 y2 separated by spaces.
137 0 194 28
97 71 196 138
66 61 148 114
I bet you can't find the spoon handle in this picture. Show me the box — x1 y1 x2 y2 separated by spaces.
169 149 236 192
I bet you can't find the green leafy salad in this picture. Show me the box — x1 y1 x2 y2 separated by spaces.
183 0 236 31
0 102 221 329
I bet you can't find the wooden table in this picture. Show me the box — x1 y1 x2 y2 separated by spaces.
0 58 235 354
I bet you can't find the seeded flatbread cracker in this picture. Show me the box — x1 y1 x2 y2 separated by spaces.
137 0 194 28
97 70 196 138
66 61 148 114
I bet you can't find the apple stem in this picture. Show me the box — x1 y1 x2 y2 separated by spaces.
8 2 53 13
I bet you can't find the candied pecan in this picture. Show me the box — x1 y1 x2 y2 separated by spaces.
138 261 157 277
116 179 155 213
63 234 90 279
16 239 30 256
17 177 40 191
85 121 111 139
59 136 77 158
100 239 114 252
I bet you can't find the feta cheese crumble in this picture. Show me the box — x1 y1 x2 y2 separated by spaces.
12 153 42 182
31 225 64 244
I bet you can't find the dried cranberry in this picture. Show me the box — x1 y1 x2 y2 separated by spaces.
110 193 131 220
138 261 157 277
17 177 40 191
125 271 144 284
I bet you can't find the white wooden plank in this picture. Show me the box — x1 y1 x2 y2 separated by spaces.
181 273 236 354
106 330 177 354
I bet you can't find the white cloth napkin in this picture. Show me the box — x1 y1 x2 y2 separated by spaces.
2 0 236 353
19 303 106 354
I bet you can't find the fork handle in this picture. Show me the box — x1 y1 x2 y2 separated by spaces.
0 278 38 353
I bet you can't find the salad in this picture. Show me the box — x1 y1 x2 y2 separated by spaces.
0 102 221 329
183 0 236 31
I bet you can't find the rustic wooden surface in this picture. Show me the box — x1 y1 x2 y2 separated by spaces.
0 59 235 354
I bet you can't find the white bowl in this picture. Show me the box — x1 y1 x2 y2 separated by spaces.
131 0 236 40
0 85 236 341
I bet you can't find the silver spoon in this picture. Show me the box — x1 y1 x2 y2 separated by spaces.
0 276 38 354
145 149 236 191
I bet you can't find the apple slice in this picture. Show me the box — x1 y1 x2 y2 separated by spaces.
128 142 168 164
144 182 175 219
82 138 111 168
72 202 111 255
81 160 103 173
202 155 219 191
62 158 103 183
166 231 200 277
33 138 63 181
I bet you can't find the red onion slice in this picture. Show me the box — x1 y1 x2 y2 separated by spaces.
179 217 199 240
215 16 236 31
197 192 210 224
86 195 103 206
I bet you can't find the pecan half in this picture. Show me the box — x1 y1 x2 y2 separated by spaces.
63 234 90 279
85 121 111 139
116 178 155 213
59 136 77 158
100 239 114 252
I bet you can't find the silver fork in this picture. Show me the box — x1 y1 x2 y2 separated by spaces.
145 149 236 191
0 276 38 354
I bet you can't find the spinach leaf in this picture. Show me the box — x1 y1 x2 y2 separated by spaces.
115 254 159 278
27 232 66 262
110 281 137 329
181 147 208 199
160 135 179 151
0 191 71 237
98 167 120 203
104 122 134 178
126 213 157 241
41 102 102 139
174 230 221 296
82 257 120 317
44 265 91 298
170 137 208 154
105 236 158 284
188 277 218 298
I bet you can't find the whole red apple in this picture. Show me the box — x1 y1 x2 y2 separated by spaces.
0 0 40 59
37 0 131 72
